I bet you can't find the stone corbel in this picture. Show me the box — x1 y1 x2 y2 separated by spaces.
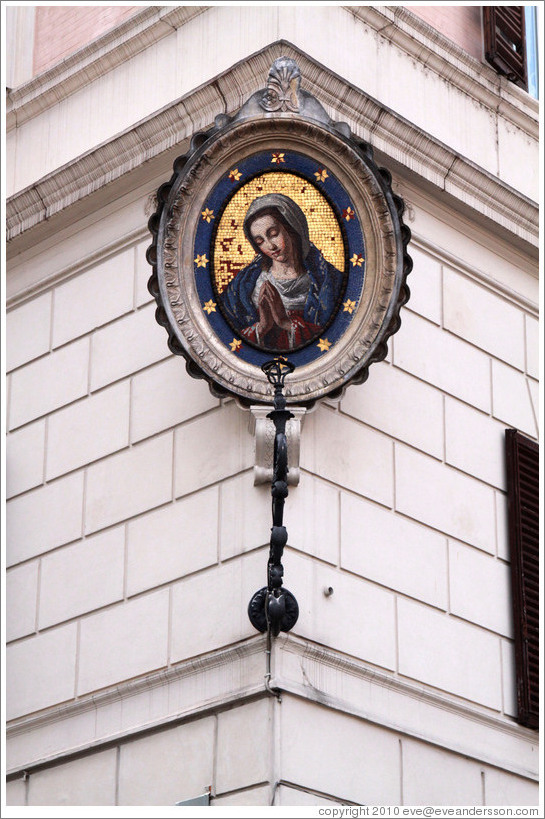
249 406 306 486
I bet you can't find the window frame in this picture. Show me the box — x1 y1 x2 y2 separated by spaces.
483 6 528 91
505 428 539 729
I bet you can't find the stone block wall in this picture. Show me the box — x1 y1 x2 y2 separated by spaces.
6 187 539 804
5 695 539 806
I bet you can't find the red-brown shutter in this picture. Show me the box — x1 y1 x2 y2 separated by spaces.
505 429 539 729
483 7 528 90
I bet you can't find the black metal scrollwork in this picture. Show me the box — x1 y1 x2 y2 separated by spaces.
248 360 299 637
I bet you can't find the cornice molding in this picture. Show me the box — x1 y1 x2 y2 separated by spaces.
274 635 538 781
6 633 537 781
6 6 208 131
6 43 538 254
344 5 538 138
6 636 267 775
7 5 537 142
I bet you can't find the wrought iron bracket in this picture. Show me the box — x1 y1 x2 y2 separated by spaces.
248 360 299 637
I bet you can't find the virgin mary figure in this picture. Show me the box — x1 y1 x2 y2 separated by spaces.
221 193 345 351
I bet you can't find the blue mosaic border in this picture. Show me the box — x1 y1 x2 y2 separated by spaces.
193 150 366 368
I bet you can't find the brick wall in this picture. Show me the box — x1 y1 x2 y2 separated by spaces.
33 6 139 75
407 5 483 61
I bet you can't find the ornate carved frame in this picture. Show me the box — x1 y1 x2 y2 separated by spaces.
147 59 412 408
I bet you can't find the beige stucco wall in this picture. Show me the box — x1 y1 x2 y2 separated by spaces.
5 5 539 809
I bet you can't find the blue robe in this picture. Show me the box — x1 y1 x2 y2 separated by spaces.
221 243 344 337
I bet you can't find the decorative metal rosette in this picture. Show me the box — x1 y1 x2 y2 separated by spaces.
147 60 412 408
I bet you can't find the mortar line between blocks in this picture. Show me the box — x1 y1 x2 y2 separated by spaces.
392 441 397 511
495 110 500 179
212 711 219 798
525 376 538 435
399 737 404 806
81 468 88 542
49 289 55 351
446 539 452 614
123 523 129 602
217 483 222 565
394 594 400 676
167 585 173 669
440 262 445 329
87 334 93 396
6 373 12 432
35 559 43 634
171 429 176 502
132 244 138 311
442 393 446 464
336 488 341 568
499 636 506 717
74 620 81 700
488 357 494 418
272 689 281 806
523 313 529 375
115 745 121 806
43 415 49 485
493 491 499 559
128 376 133 446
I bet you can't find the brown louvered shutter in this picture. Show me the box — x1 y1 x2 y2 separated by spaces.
505 429 539 729
483 7 528 90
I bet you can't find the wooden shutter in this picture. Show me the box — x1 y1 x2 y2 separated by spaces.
505 429 539 729
483 7 528 90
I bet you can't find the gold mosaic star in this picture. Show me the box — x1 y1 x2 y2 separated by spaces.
317 338 332 352
203 300 216 314
194 253 209 268
229 338 242 352
271 152 285 164
229 168 242 182
274 355 289 371
201 208 214 223
350 253 364 267
343 299 357 314
343 206 355 221
314 168 329 183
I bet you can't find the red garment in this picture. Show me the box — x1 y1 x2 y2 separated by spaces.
241 310 321 350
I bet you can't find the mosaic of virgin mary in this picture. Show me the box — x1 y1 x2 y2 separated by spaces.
221 193 345 351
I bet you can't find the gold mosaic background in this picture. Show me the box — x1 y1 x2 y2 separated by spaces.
213 172 345 293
